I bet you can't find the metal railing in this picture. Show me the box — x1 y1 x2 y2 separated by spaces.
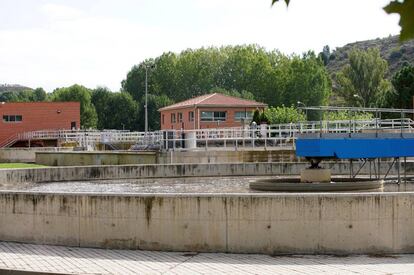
4 118 414 150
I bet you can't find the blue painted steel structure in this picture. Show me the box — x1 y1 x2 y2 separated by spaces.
296 134 414 159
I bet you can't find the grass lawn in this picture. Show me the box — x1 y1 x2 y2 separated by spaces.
0 163 47 169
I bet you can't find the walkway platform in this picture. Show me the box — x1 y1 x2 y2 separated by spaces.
0 242 413 274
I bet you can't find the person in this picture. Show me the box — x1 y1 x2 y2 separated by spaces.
250 121 258 138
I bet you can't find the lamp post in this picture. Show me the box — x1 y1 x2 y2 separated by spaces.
297 101 308 120
297 101 305 108
143 62 155 135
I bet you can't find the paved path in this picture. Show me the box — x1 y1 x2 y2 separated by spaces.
0 242 413 274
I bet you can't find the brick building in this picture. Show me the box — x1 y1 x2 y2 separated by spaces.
0 102 80 147
159 93 267 130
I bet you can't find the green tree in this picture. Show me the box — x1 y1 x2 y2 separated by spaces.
116 45 331 129
92 87 139 130
318 45 331 66
215 45 274 103
252 109 261 124
387 64 414 109
121 60 157 102
50 84 98 129
263 106 306 124
336 48 392 107
0 91 20 102
91 87 113 129
0 87 47 102
323 111 373 121
33 88 47 101
122 45 331 117
281 52 331 120
209 87 255 100
106 92 138 130
260 111 270 124
137 94 174 131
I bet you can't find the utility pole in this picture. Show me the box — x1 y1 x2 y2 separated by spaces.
145 67 148 134
143 62 155 135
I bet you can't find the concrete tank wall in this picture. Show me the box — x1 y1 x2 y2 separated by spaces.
0 147 73 163
36 151 157 166
36 149 297 166
1 162 413 186
157 149 297 164
0 191 413 255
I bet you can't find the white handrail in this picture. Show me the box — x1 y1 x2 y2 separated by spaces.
4 118 413 149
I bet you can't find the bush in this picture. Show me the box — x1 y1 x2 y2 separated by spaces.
389 48 402 60
263 106 306 124
323 111 373 121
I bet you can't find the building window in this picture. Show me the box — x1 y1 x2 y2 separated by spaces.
162 114 165 125
178 112 183 123
200 111 227 122
189 111 194 122
171 113 176 123
3 115 22 123
235 111 253 121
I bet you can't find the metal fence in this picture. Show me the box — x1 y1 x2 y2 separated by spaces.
5 118 413 151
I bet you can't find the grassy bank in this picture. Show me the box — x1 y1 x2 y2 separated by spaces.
0 163 47 169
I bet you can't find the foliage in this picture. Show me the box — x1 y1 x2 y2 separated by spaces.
0 91 27 102
272 0 414 41
106 92 138 130
319 45 331 66
326 35 414 82
0 88 46 102
323 111 373 121
136 94 174 131
122 45 331 112
384 0 414 41
209 87 255 100
336 48 392 107
252 110 261 124
260 112 270 124
33 88 47 101
49 84 98 129
263 106 306 124
386 64 414 109
91 87 138 130
281 52 331 111
91 87 113 129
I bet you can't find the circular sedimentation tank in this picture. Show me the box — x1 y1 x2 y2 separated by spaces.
249 177 384 192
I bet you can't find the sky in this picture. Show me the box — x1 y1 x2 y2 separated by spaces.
0 0 400 92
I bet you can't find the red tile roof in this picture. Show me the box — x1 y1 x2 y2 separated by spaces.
158 93 267 111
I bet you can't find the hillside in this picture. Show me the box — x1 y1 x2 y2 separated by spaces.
0 84 33 93
326 35 414 78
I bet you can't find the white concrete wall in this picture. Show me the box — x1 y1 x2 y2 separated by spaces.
0 192 413 254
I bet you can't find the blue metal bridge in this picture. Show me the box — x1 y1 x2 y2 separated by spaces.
295 106 414 182
296 133 414 159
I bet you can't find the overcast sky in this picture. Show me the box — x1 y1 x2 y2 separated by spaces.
0 0 400 92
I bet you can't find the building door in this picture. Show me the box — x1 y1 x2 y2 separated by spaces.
71 121 77 130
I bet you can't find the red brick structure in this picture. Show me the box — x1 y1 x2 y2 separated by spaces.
159 93 267 130
0 102 80 147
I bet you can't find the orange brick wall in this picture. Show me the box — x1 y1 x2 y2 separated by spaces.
0 102 80 145
160 107 263 130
